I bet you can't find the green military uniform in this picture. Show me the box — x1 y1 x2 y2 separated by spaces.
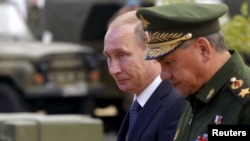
174 50 250 141
135 2 250 141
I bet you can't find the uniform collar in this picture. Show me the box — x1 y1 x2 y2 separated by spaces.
194 50 244 103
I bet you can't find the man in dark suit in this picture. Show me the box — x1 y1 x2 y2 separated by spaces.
103 10 185 141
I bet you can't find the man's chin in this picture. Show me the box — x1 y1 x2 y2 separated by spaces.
118 85 130 92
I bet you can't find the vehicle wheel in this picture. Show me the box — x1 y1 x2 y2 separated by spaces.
0 83 28 112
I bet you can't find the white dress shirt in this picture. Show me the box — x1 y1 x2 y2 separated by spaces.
133 75 162 107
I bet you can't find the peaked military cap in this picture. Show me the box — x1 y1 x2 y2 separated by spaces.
136 3 228 60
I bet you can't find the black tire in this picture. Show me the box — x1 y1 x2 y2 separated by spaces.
0 83 28 112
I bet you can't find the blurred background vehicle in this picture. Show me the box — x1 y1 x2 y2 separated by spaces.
0 0 105 116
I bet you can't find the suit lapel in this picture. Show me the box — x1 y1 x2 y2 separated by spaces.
127 81 170 141
117 112 130 141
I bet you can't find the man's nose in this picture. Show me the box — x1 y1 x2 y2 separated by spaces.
108 61 121 75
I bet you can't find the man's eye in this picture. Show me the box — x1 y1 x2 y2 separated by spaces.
119 53 125 57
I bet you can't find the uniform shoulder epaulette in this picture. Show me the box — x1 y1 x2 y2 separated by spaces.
227 76 250 104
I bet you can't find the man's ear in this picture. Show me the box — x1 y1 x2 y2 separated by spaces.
195 37 211 62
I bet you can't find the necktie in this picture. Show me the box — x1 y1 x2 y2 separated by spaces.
129 99 142 133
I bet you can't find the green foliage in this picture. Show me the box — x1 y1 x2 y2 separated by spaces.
159 0 250 52
221 2 250 52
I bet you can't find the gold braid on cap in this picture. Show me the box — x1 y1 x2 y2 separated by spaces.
148 32 192 48
145 33 192 58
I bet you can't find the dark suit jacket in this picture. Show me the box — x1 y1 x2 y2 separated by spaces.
117 80 185 141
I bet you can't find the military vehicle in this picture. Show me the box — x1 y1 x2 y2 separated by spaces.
0 1 104 114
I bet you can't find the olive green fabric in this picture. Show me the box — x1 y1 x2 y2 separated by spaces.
135 3 228 59
174 51 250 141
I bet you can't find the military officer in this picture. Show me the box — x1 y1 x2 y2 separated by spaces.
136 2 250 141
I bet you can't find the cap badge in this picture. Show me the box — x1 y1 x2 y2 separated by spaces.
230 77 243 89
238 88 250 98
138 15 150 29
